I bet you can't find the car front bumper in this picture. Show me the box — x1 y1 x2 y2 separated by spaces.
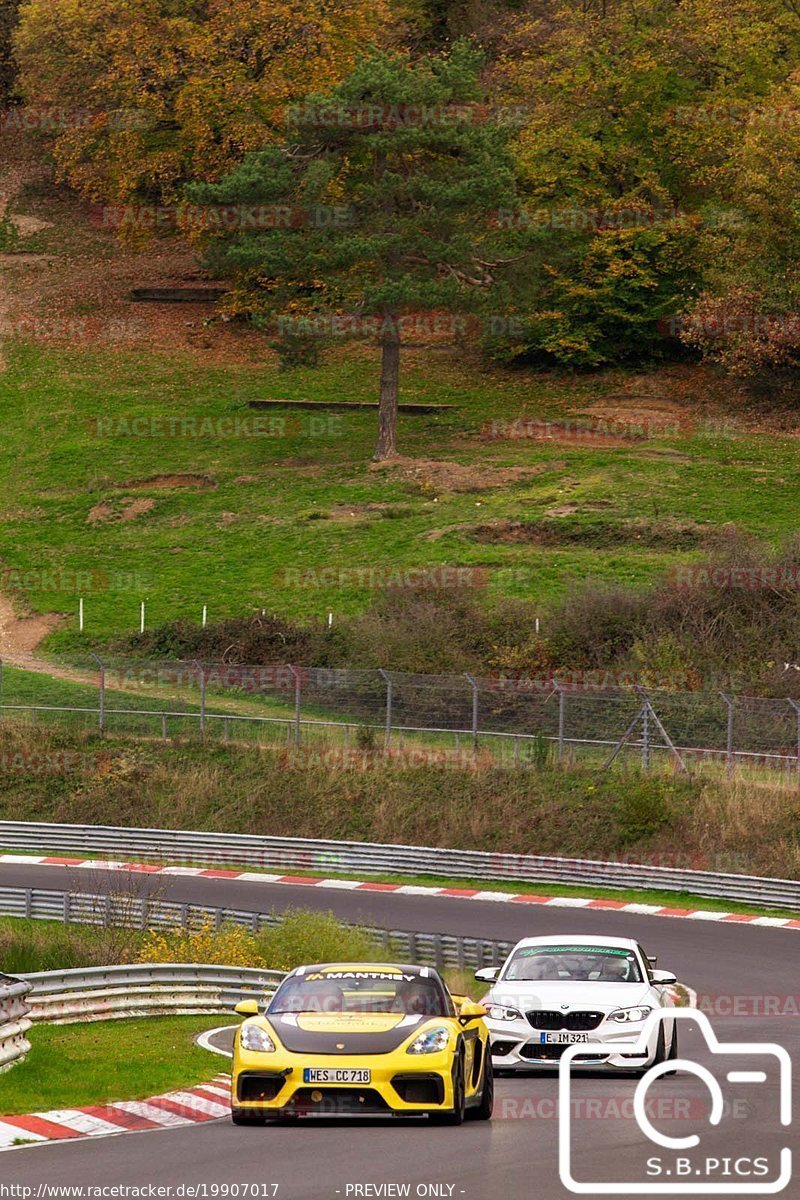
232 1047 457 1116
486 1019 657 1071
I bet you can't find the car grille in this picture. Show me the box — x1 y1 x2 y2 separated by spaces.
525 1010 604 1031
520 1044 609 1063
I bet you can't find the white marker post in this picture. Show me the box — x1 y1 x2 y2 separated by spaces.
79 597 84 632
202 605 207 628
140 600 146 634
328 611 333 628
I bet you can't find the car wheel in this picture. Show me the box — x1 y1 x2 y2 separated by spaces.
664 1023 679 1077
468 1052 494 1121
431 1050 466 1125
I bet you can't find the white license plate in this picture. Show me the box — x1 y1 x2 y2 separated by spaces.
540 1032 589 1045
303 1068 371 1084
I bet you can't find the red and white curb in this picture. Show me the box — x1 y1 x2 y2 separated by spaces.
4 853 799 931
0 1074 231 1151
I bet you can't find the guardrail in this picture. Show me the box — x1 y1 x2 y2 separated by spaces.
0 886 515 976
22 963 285 1025
1 820 798 910
0 973 33 1070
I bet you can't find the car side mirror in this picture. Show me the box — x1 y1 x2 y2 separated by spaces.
474 967 500 983
235 999 260 1016
458 1001 487 1021
652 970 677 986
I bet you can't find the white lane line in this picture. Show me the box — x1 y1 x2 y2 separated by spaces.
196 1026 235 1059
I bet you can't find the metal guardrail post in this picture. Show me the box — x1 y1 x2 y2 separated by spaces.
91 653 105 733
379 669 392 747
289 666 302 745
464 674 479 753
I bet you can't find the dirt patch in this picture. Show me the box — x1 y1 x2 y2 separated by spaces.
370 457 562 494
469 517 714 550
0 596 61 657
121 474 216 490
120 497 155 521
9 214 52 237
87 497 156 524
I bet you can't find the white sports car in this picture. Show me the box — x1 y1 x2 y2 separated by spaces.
476 934 679 1074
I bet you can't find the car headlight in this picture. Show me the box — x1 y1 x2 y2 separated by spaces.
407 1026 450 1055
487 1005 523 1021
608 1006 654 1024
240 1024 276 1052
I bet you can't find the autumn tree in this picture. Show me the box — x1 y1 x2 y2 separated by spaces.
191 42 519 460
14 0 390 202
0 0 18 103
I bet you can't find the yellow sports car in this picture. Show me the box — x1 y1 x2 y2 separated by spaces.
231 961 493 1124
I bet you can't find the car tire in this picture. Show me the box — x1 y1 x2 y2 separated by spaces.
664 1023 679 1077
431 1049 466 1125
468 1052 494 1121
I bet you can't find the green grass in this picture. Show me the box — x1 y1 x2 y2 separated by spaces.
0 1017 223 1116
3 340 800 653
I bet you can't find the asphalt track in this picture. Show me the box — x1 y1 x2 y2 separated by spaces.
2 861 797 1200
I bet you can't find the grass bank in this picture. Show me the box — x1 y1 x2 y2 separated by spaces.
0 722 797 881
0 1017 222 1116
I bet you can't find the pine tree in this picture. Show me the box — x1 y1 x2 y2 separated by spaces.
192 42 519 460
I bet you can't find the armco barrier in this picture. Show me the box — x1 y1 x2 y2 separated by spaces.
22 963 285 1025
0 973 33 1070
1 886 515 974
0 820 798 910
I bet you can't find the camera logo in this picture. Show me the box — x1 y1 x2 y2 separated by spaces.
558 1009 792 1194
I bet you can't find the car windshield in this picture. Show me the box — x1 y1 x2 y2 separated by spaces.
502 945 644 983
268 969 449 1016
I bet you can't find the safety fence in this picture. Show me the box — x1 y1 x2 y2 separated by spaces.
0 974 33 1071
0 885 516 974
2 820 798 910
22 963 285 1026
4 655 800 777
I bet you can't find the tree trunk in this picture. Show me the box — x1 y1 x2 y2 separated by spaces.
373 320 400 461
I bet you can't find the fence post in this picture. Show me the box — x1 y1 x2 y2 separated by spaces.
721 693 734 775
641 695 651 771
194 660 206 734
91 653 105 734
464 673 479 753
0 658 3 719
788 700 800 786
289 666 302 744
557 685 565 761
379 669 392 747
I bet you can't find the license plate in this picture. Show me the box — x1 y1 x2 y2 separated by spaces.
540 1032 589 1045
303 1068 371 1084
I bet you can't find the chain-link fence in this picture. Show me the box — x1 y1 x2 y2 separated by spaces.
2 655 800 779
